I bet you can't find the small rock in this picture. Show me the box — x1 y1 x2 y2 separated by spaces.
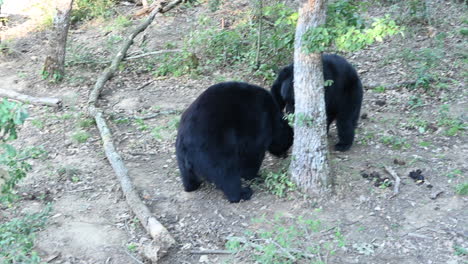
199 255 209 263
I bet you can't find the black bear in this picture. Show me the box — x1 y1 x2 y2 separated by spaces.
271 54 363 151
176 82 293 203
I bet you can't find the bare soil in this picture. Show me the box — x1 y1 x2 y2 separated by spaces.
1 1 466 264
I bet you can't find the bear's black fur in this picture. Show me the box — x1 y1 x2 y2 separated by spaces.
176 82 293 203
271 54 363 151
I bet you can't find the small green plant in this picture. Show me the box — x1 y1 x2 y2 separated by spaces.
41 69 64 83
226 214 346 263
358 130 375 146
455 183 468 196
151 115 181 140
0 205 51 263
408 96 425 110
381 135 409 149
405 115 429 133
419 141 431 147
78 118 95 128
127 243 137 252
438 105 466 136
372 86 386 93
447 169 462 179
324 79 334 87
30 119 45 130
135 119 149 131
453 244 468 256
71 131 90 143
261 161 296 198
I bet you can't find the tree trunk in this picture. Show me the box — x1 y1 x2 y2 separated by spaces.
42 0 74 82
290 0 331 196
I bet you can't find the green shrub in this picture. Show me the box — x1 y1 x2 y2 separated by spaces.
0 206 51 264
72 0 115 23
155 2 297 80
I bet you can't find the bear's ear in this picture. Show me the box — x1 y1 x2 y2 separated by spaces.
271 81 286 110
271 71 292 110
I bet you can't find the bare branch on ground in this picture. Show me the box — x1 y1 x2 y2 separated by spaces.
87 0 185 262
0 89 62 108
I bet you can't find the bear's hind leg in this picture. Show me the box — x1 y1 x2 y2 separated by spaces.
335 117 355 152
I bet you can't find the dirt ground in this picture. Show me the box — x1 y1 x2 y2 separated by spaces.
0 1 467 264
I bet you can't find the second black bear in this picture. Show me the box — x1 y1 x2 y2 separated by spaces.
176 82 293 203
271 54 363 151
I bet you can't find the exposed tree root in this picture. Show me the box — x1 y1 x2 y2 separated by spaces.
0 89 62 108
87 0 184 262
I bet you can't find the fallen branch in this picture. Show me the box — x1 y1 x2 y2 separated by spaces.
87 0 184 262
0 89 62 108
384 166 401 198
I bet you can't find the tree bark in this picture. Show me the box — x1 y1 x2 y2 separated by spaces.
42 0 74 81
290 0 331 196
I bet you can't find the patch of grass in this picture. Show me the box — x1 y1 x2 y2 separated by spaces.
407 95 425 110
438 105 466 136
72 0 115 23
104 15 132 32
372 86 386 93
405 115 429 133
454 245 468 256
71 131 90 143
113 117 131 125
358 130 376 146
30 119 45 130
66 43 101 67
419 141 431 147
226 214 346 263
127 243 137 252
77 118 95 129
401 47 444 91
135 119 149 131
0 205 52 264
154 2 297 80
447 169 462 179
455 183 468 196
381 135 410 149
151 115 181 141
261 161 296 198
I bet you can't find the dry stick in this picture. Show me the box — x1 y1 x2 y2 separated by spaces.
87 0 184 260
0 89 62 108
384 166 401 198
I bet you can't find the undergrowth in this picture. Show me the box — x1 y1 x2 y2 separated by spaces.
0 205 52 264
226 212 346 264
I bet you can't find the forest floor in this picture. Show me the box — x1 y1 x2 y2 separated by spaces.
0 0 467 263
